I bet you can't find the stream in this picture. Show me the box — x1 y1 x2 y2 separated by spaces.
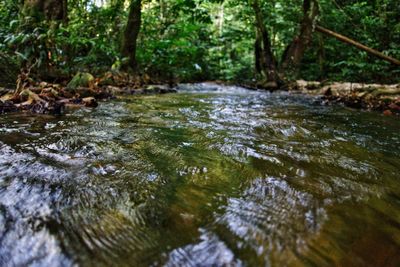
0 83 399 266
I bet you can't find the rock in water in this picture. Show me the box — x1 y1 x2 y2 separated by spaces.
82 97 98 107
143 85 178 94
0 100 17 114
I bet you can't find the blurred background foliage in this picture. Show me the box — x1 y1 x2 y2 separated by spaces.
0 0 399 83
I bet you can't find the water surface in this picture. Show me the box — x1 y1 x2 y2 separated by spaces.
0 83 399 266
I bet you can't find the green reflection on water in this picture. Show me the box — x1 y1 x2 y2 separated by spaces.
0 84 399 266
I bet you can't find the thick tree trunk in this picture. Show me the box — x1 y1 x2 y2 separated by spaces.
121 0 142 71
251 0 280 88
23 0 67 22
20 0 68 83
280 0 319 77
254 32 262 74
316 26 400 66
61 0 68 23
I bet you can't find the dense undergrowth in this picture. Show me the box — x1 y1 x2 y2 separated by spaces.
0 0 399 87
0 0 399 116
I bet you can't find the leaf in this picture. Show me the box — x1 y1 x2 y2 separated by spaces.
14 51 28 61
9 20 19 29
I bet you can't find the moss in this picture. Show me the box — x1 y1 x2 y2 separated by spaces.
67 72 95 91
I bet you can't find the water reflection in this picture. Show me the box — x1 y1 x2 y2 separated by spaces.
0 83 399 266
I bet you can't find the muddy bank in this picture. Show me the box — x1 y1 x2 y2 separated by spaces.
0 72 177 115
290 80 400 115
238 79 400 115
2 75 399 116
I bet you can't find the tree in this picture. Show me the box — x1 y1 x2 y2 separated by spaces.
251 0 319 87
251 0 280 88
121 0 142 71
23 0 68 22
280 0 319 77
1 0 399 85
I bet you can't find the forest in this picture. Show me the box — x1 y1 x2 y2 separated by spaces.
0 0 399 86
0 0 399 114
0 1 400 267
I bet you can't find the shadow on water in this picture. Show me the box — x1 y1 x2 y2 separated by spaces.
0 83 399 266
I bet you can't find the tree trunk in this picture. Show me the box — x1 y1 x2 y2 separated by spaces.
61 0 68 23
21 0 68 70
121 0 142 72
280 0 319 77
315 26 400 66
254 32 262 74
23 0 67 22
251 0 280 88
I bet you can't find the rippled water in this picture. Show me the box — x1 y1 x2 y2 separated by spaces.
0 83 399 266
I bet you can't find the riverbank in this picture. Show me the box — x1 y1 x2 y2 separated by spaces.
239 80 400 115
289 80 400 115
1 73 399 116
0 71 177 115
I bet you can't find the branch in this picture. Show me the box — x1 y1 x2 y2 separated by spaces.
316 25 400 66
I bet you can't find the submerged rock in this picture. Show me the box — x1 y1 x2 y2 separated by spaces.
143 85 177 94
29 100 65 115
0 100 17 114
82 97 98 107
122 85 178 95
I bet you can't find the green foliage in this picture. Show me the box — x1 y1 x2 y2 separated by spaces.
0 0 399 83
0 0 123 75
67 72 95 90
137 1 211 81
300 0 400 83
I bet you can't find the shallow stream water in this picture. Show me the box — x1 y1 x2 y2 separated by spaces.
0 83 399 266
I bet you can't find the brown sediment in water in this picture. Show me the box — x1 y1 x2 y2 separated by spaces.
0 83 399 266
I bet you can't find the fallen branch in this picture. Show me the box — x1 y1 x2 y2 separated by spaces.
316 25 400 66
